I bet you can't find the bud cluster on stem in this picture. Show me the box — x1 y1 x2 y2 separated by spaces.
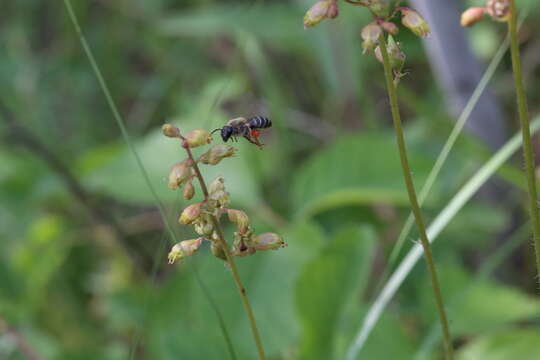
460 0 510 27
303 1 430 83
161 122 287 360
303 2 453 359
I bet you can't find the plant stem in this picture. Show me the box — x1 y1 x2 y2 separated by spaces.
181 141 266 360
378 34 453 360
508 0 540 283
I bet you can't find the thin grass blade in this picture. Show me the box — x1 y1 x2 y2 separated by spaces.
346 116 540 360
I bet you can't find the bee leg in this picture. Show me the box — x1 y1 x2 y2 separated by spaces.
243 134 264 149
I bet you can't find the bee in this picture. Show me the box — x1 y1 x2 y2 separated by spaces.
212 116 272 148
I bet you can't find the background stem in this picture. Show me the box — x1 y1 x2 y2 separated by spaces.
378 34 453 360
182 142 266 360
508 0 540 283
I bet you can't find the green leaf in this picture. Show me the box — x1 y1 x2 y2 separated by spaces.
292 133 450 217
157 5 304 48
453 282 540 335
457 329 540 360
295 226 376 360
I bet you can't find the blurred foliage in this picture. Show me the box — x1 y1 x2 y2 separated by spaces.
1 0 540 359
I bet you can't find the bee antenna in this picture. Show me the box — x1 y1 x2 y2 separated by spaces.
210 128 222 135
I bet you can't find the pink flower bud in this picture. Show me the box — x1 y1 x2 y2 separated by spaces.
167 238 203 264
227 209 250 231
178 202 203 225
199 144 236 165
327 0 339 19
461 7 486 27
486 0 510 22
251 233 286 251
379 21 399 35
184 129 212 148
183 179 195 200
303 1 332 28
361 22 382 54
168 161 191 190
400 8 431 37
162 124 180 138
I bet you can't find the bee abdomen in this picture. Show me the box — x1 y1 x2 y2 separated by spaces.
248 116 272 129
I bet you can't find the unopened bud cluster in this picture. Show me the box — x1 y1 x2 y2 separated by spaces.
461 0 510 27
303 0 431 81
162 124 286 265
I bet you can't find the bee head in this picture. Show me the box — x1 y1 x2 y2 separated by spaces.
220 126 234 142
211 126 233 142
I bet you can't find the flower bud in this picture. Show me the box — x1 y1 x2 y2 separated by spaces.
486 0 510 22
194 217 214 236
232 233 256 257
327 0 339 19
184 129 212 148
167 238 203 264
162 124 180 138
375 35 406 70
209 176 225 194
461 7 486 27
361 22 382 54
209 190 230 209
183 179 195 200
211 241 227 261
179 202 203 225
199 144 236 165
303 1 332 28
168 161 192 190
400 8 431 37
380 21 399 35
227 209 250 230
368 0 390 18
251 233 286 251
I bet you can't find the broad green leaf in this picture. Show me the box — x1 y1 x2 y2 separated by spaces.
292 133 455 217
453 282 540 335
457 329 540 360
295 226 375 360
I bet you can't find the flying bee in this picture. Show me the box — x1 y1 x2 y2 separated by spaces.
211 116 272 148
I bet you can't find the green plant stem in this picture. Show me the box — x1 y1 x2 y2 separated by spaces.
62 1 238 357
508 0 540 283
182 141 266 360
378 34 453 360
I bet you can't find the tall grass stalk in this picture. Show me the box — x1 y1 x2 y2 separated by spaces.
61 1 242 358
377 34 453 360
346 116 540 360
508 0 540 283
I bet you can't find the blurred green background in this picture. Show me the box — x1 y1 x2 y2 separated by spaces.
2 0 540 359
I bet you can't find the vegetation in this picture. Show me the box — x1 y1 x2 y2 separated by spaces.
1 0 540 359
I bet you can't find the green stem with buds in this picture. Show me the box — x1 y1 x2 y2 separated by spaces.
182 140 266 360
378 34 453 360
508 0 540 283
